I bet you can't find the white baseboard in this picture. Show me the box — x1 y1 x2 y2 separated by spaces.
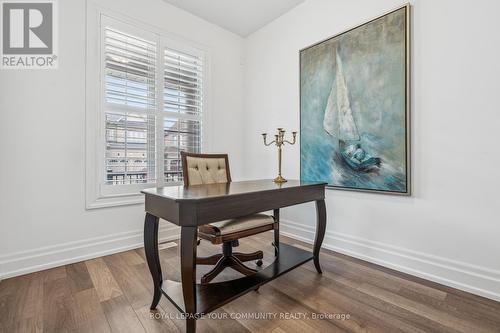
0 225 180 279
3 219 499 303
280 219 500 302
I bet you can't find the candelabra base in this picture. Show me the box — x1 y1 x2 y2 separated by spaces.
273 175 287 183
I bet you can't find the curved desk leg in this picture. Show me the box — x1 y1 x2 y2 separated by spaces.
181 226 198 333
313 200 326 274
144 213 162 310
273 208 280 256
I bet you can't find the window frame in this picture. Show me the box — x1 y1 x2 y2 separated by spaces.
86 4 211 209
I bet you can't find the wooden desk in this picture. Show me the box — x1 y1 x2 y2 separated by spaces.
142 179 327 333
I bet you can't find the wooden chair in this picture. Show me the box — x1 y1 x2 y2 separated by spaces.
181 152 278 284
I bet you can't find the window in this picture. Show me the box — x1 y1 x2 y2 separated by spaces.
103 27 157 186
163 47 203 182
86 11 207 208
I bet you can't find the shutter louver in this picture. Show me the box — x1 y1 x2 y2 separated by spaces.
163 47 203 182
103 27 157 185
164 48 203 116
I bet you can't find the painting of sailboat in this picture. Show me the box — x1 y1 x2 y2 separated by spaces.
324 50 382 172
300 5 410 194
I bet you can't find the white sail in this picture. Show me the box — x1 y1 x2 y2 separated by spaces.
322 76 336 136
323 49 360 142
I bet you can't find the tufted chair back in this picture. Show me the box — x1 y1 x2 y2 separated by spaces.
181 152 232 186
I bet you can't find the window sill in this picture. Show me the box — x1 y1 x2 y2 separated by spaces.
86 193 144 210
86 181 183 210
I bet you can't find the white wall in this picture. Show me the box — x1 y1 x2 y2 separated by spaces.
242 0 500 301
0 0 244 277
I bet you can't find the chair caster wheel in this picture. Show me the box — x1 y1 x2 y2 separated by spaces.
256 259 263 267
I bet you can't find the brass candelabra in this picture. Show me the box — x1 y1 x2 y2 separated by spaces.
262 128 297 183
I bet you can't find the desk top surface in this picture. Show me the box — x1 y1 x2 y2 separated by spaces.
142 179 326 202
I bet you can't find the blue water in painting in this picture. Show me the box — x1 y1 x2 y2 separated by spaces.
300 8 407 193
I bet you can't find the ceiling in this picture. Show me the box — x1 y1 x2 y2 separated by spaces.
162 0 305 37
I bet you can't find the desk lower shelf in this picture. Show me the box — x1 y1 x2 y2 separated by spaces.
161 243 314 315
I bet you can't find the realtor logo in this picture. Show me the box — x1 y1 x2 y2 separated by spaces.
1 0 57 69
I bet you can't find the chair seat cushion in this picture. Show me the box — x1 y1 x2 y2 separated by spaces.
199 214 274 237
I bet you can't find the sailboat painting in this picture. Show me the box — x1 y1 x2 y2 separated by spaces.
300 5 410 194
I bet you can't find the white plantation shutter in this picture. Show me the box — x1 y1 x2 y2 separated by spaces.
163 47 203 182
103 25 157 185
104 28 157 109
97 15 205 196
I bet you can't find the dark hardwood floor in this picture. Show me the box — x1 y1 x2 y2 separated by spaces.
1 232 499 333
